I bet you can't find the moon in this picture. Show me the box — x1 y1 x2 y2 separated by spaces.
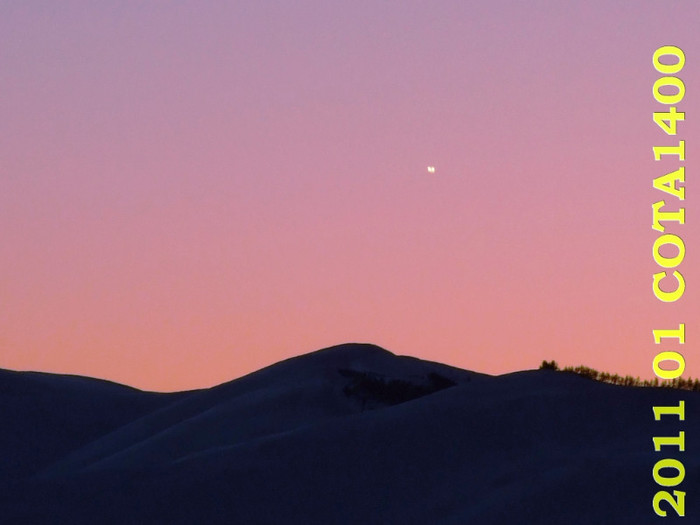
427 166 435 173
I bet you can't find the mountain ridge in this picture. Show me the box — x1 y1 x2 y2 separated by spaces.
1 343 695 524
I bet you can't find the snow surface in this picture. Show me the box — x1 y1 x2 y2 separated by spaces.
1 343 695 523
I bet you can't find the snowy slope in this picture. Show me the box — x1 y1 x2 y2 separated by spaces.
1 343 694 524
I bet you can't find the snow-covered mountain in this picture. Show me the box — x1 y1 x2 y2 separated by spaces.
1 343 694 523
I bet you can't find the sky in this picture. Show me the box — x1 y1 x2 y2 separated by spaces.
1 1 699 391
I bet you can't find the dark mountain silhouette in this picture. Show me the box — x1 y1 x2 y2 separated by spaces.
1 343 695 523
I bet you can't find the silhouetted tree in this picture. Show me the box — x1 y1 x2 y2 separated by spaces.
544 362 698 391
539 360 559 371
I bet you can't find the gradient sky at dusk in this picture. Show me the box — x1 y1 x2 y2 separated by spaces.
2 2 699 391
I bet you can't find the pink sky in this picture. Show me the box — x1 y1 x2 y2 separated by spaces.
2 2 699 391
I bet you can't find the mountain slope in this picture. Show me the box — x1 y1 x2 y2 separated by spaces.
1 344 694 524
